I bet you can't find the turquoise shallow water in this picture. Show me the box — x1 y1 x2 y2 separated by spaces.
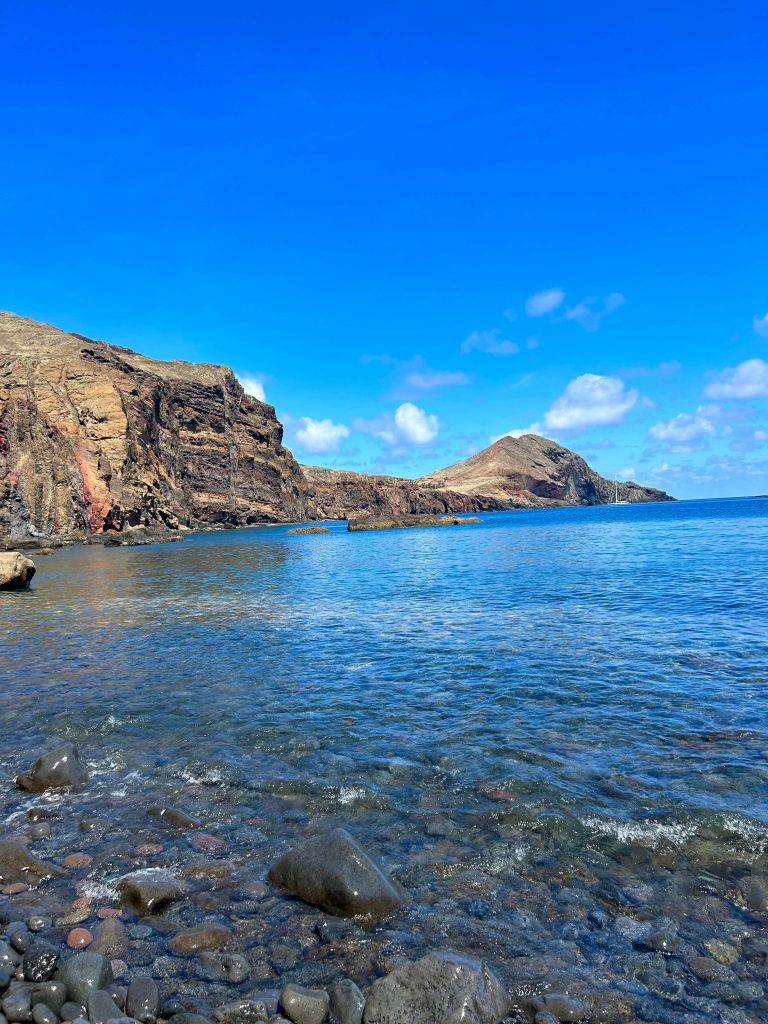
1 497 767 1021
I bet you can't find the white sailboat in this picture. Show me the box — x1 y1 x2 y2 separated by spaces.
614 478 630 505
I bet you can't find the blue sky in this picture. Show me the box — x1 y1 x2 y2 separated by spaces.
2 2 767 498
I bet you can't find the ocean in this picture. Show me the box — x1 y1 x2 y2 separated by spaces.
2 497 767 1022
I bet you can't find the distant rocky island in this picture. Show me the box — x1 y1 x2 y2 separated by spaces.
0 311 672 544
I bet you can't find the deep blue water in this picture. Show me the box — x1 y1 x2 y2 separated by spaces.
1 497 767 1021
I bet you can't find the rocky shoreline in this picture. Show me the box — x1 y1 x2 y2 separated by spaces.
0 746 522 1024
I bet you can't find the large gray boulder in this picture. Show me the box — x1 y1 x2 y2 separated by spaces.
17 743 88 793
118 869 189 914
362 951 510 1024
0 841 65 884
56 952 114 1006
0 552 35 590
268 828 404 919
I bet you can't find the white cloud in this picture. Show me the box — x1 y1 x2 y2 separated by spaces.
754 313 768 339
648 406 717 448
294 417 350 454
405 370 472 388
525 287 565 317
616 466 636 480
461 329 520 356
394 402 438 445
541 373 639 433
564 292 625 331
704 358 768 399
237 373 267 402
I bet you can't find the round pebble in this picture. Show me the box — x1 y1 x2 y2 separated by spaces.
66 928 93 950
96 908 122 920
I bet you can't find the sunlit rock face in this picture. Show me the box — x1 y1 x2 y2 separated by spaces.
0 311 310 541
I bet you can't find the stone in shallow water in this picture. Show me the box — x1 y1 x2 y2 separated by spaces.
0 552 36 591
60 1001 87 1020
29 982 67 1015
279 985 329 1024
738 875 768 911
212 998 270 1023
56 952 114 1006
169 924 231 955
199 953 250 984
530 994 591 1022
0 844 64 886
268 828 404 919
21 941 60 983
329 979 364 1024
2 984 33 1023
118 870 188 914
30 1004 57 1024
126 977 159 1022
86 989 123 1024
90 918 128 957
16 744 88 794
362 951 510 1024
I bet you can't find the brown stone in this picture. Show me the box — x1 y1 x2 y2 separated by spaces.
169 923 232 955
0 551 35 589
67 927 94 949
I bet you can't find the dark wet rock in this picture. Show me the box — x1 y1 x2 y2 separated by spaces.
533 1014 560 1024
24 921 49 936
118 870 189 914
530 994 590 1022
16 744 88 794
56 952 114 1006
329 980 364 1024
128 926 153 941
21 942 59 983
0 967 10 992
703 939 738 965
30 1005 56 1024
7 927 31 954
268 828 404 919
212 999 270 1023
0 844 64 886
641 929 681 954
86 989 123 1024
90 918 129 957
126 977 159 1022
0 944 20 971
171 1015 213 1024
29 982 67 1015
198 954 249 984
60 1001 87 1020
2 985 32 1023
161 998 186 1018
738 875 768 911
362 951 510 1024
279 986 329 1024
0 552 36 590
169 924 231 955
27 825 50 842
147 808 201 830
315 920 356 946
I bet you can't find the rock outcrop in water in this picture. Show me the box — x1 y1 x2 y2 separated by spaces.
0 551 36 589
347 514 481 532
0 311 309 542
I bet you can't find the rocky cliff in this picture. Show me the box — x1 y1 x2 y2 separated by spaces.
301 465 506 520
419 434 673 507
0 312 309 541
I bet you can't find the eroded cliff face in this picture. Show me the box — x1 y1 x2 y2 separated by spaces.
301 465 506 520
0 312 309 541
